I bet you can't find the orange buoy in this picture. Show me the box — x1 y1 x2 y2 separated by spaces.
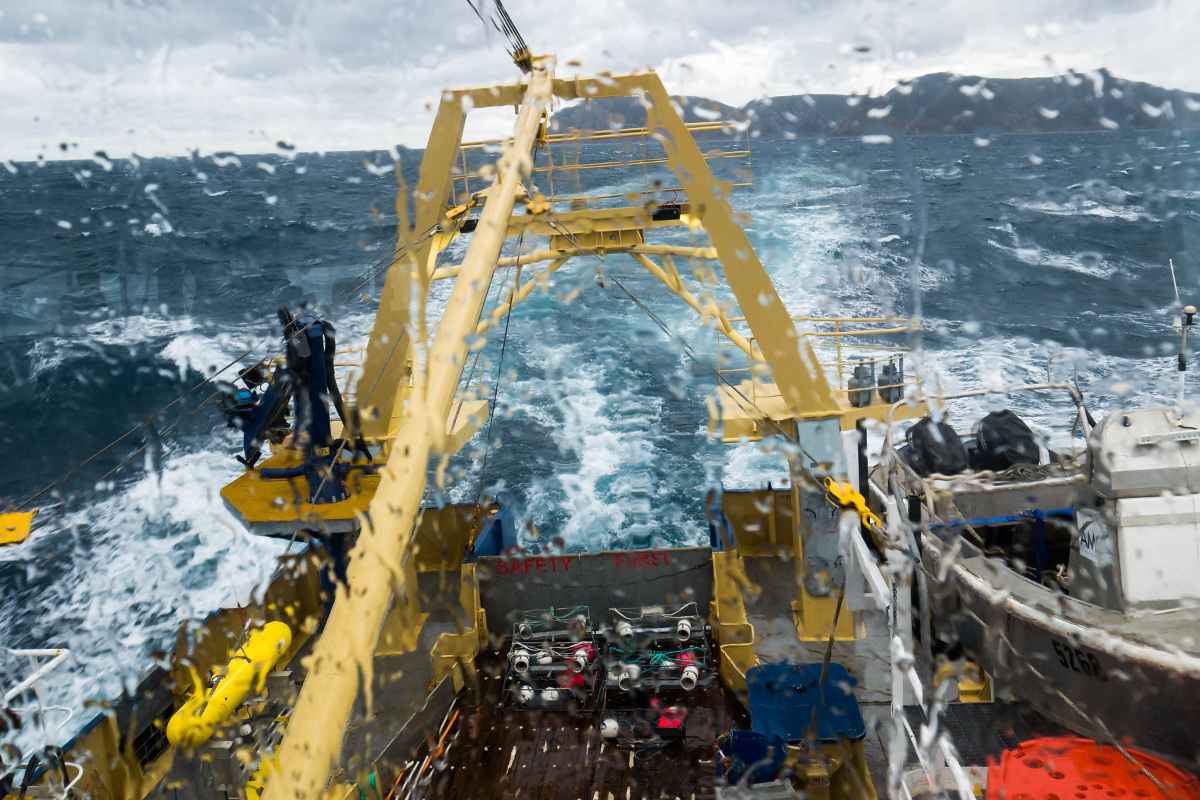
986 737 1200 800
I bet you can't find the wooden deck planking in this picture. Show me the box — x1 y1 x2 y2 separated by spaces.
423 653 726 800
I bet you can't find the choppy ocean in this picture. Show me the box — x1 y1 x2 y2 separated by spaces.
1 128 1197 746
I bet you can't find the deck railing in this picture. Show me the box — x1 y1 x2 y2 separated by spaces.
455 119 753 213
285 343 484 432
717 316 922 408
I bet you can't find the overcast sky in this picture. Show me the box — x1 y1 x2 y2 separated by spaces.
0 0 1194 162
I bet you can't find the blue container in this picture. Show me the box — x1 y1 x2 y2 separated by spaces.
746 663 865 743
717 730 786 786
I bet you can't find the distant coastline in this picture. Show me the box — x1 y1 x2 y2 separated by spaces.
12 70 1198 166
553 70 1200 140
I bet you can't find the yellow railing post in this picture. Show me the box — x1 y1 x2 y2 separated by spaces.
461 146 470 203
744 125 752 181
834 319 844 390
710 550 757 700
642 130 649 198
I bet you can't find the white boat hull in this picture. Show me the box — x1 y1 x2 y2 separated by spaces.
922 534 1200 767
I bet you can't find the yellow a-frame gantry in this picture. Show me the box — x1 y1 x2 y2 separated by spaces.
353 73 846 446
260 59 875 800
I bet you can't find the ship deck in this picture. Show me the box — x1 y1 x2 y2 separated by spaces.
381 652 736 800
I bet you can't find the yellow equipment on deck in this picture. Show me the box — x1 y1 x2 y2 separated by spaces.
167 621 293 748
822 477 882 531
246 754 282 800
0 509 37 546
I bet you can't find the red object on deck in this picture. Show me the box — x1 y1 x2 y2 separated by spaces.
986 737 1200 800
657 707 685 729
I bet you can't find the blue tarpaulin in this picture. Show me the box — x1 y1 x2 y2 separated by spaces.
746 663 865 743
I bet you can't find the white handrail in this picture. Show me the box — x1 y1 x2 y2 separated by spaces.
63 762 83 793
894 641 974 800
6 704 74 731
5 647 74 757
844 521 890 613
4 649 70 706
3 648 80 800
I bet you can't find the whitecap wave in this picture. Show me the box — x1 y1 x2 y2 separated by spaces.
0 444 288 755
1013 198 1146 222
986 238 1117 278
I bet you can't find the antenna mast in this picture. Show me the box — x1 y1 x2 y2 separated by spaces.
1171 259 1195 406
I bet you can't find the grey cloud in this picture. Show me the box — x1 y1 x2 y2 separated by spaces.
0 0 1193 160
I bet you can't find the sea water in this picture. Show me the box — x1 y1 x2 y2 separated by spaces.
0 128 1197 748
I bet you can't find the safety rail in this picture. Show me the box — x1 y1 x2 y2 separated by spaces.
3 649 84 799
710 551 757 698
331 344 366 369
845 523 891 615
456 349 488 400
454 119 752 213
717 316 922 408
4 649 74 737
288 344 483 432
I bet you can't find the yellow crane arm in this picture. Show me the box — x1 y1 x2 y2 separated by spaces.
260 56 558 800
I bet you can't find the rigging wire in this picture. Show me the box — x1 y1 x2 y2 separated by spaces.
348 220 467 414
398 235 472 576
467 246 522 530
13 348 258 512
522 190 839 497
443 223 502 440
13 313 337 531
533 196 819 470
602 271 800 448
23 385 229 533
466 0 532 73
525 199 800 444
344 222 443 302
457 141 544 533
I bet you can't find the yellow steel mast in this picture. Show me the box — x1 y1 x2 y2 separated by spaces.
262 56 557 800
